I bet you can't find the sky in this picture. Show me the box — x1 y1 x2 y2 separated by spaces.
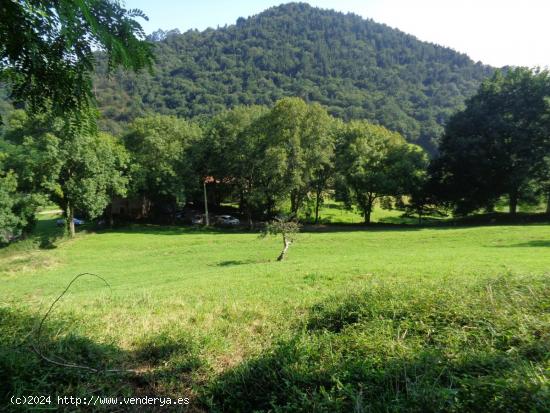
125 0 550 68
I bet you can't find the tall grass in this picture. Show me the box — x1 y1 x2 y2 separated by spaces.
208 275 549 412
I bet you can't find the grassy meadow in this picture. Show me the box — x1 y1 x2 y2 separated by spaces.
1 210 549 411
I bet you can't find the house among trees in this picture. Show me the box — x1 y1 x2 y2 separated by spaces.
109 196 151 220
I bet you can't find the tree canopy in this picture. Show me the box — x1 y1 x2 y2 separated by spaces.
0 0 153 119
1 110 129 236
336 121 427 223
431 68 550 214
123 114 202 214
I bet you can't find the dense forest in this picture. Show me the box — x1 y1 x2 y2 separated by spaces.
93 2 493 152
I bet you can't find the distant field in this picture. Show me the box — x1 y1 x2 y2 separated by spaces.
1 213 549 411
302 200 426 224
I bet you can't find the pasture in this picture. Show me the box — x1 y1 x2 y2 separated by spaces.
1 213 549 411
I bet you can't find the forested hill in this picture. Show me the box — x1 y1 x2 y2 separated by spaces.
95 2 492 151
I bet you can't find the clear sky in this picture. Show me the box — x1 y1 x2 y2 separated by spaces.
125 0 550 68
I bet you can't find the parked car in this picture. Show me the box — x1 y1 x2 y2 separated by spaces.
191 214 204 225
216 215 240 226
56 218 85 226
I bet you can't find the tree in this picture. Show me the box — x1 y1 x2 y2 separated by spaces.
198 105 269 226
0 168 18 243
197 100 338 224
400 173 446 224
0 111 58 239
336 121 427 224
1 111 60 193
311 159 334 224
295 102 336 220
0 0 153 120
432 68 550 215
261 98 335 217
0 1 152 237
1 110 129 237
124 115 202 217
261 98 309 216
45 132 129 236
260 218 301 261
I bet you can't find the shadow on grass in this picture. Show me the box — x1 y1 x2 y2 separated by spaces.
215 260 255 267
34 218 65 249
207 343 547 413
94 213 550 238
492 240 550 248
377 215 444 225
0 218 65 254
101 222 429 236
0 307 201 411
205 276 550 412
100 224 257 236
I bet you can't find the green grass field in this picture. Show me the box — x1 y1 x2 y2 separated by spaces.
1 212 549 411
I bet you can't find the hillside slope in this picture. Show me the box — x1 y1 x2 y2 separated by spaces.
93 3 492 150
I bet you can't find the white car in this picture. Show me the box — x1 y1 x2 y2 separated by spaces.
216 215 240 226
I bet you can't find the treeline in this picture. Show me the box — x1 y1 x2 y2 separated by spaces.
92 2 492 152
1 67 549 242
0 96 427 241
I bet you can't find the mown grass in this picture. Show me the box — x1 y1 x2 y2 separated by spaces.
299 200 443 224
0 213 549 411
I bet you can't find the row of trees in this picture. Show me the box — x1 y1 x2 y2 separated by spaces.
2 67 550 242
124 97 428 225
0 96 429 241
123 65 550 226
2 2 548 246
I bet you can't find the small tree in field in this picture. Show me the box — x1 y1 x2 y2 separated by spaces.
261 218 301 261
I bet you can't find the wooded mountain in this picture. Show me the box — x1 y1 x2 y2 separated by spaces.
95 3 492 151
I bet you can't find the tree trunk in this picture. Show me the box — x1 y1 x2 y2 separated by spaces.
364 208 371 225
546 191 550 215
247 206 254 230
239 190 244 214
314 188 321 225
245 180 254 229
290 194 296 216
277 234 292 261
361 193 376 225
363 197 374 224
66 203 75 237
267 197 275 219
509 190 518 215
290 191 300 217
203 182 210 226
